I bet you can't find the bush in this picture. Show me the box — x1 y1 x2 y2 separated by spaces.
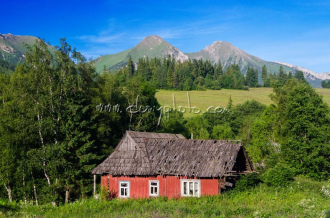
261 164 295 187
100 186 108 201
235 173 260 191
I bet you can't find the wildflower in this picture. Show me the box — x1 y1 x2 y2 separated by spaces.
320 185 330 198
298 198 315 209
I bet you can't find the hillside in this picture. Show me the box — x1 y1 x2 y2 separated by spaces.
0 33 37 64
185 41 289 74
276 61 330 87
185 41 296 82
156 88 330 117
0 33 55 65
94 35 188 72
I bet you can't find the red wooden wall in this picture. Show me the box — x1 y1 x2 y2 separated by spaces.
101 175 218 199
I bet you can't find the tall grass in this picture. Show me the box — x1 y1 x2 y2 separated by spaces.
1 177 329 217
155 88 330 118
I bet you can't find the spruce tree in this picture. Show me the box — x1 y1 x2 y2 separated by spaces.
261 65 268 86
127 55 134 77
246 66 258 87
294 70 307 83
278 66 287 85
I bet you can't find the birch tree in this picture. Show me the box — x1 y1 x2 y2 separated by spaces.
11 39 99 204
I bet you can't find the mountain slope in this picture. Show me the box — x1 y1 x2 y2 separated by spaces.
94 37 299 82
186 41 294 77
0 33 40 64
94 35 328 87
94 35 188 72
275 62 330 87
0 33 57 68
187 41 329 87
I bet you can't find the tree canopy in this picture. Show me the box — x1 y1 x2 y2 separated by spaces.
248 79 330 180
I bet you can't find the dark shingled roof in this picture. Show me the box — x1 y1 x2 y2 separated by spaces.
92 131 251 177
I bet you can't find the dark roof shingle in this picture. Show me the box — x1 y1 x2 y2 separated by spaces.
91 131 248 177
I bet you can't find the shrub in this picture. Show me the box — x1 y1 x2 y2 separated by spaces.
235 173 260 191
100 186 108 201
261 164 295 187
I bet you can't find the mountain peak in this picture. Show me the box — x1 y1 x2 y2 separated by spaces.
134 35 168 51
146 35 163 40
133 35 188 62
139 35 165 46
208 40 233 48
212 40 224 44
95 34 188 71
202 40 238 56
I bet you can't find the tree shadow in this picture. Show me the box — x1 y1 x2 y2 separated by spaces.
0 204 17 216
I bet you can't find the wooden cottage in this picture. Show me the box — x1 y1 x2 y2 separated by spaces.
92 131 254 199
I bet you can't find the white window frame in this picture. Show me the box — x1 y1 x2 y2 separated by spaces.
149 180 159 197
181 179 201 197
119 181 130 198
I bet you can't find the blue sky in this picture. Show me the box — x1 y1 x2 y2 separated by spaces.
1 0 330 73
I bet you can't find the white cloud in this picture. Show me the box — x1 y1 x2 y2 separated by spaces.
77 32 125 45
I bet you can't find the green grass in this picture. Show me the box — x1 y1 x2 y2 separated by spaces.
1 177 329 217
156 88 330 117
94 49 131 73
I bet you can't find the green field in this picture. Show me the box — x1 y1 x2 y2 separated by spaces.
156 88 330 117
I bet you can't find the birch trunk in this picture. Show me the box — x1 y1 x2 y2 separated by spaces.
65 189 70 204
22 170 27 204
48 75 59 145
37 112 55 206
31 172 38 206
3 183 12 203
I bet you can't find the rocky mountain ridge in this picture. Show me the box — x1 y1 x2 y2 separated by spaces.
275 61 330 81
0 33 328 87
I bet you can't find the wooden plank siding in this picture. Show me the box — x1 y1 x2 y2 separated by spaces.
103 175 218 199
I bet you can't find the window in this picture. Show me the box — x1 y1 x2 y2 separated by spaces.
149 180 159 196
181 180 200 197
119 181 130 198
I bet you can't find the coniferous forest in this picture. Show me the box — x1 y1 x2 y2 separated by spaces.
0 39 329 217
112 54 307 91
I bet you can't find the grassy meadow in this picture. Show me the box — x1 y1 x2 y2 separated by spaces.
1 177 329 218
156 88 330 117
